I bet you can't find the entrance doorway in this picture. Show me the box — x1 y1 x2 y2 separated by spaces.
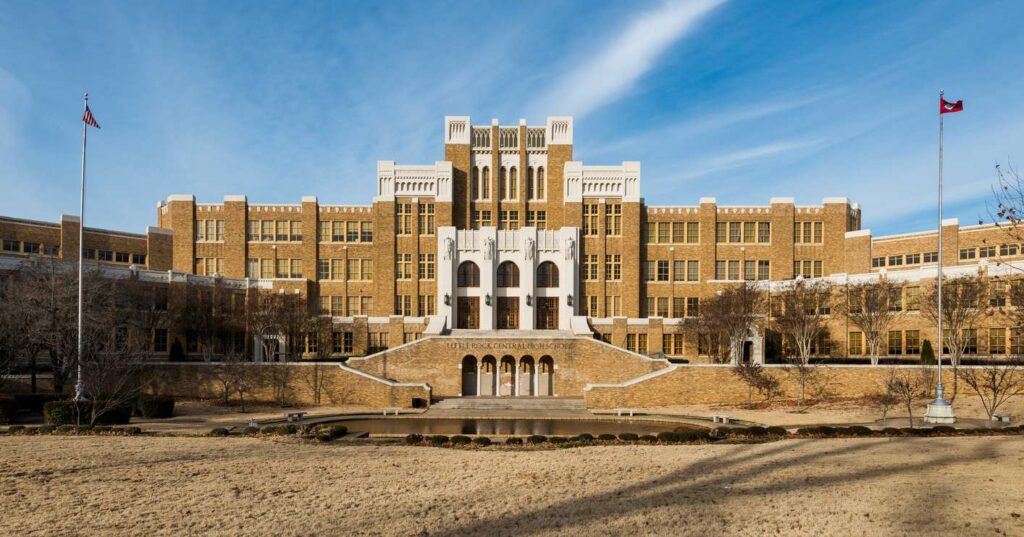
535 297 559 329
461 356 478 396
497 297 519 329
742 341 753 364
457 297 479 329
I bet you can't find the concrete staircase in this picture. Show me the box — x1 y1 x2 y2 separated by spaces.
430 397 586 411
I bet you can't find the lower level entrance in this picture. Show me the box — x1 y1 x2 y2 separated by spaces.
496 297 519 329
457 297 479 329
460 354 555 397
535 297 559 329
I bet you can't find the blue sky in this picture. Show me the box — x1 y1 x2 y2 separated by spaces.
1 0 1022 235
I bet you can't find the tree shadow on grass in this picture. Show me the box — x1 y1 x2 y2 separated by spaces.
420 438 1001 537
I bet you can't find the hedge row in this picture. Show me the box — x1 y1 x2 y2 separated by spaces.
43 401 133 426
1 425 142 436
208 424 350 439
1 395 174 426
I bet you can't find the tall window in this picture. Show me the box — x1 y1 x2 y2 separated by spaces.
458 261 480 287
582 255 598 281
418 254 435 280
605 255 621 281
499 167 508 200
481 167 491 199
508 166 518 199
795 221 824 244
499 210 519 230
686 222 699 243
583 204 599 235
526 167 535 199
471 167 480 199
757 222 771 243
526 210 547 230
396 203 412 235
605 204 621 236
536 167 545 199
497 261 520 287
418 204 435 234
396 253 412 279
537 262 559 288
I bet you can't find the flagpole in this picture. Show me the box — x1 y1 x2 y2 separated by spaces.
75 93 88 402
935 89 945 403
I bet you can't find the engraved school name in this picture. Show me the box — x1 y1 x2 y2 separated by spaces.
446 342 572 351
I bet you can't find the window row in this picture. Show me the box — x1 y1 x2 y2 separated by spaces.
714 260 771 281
301 331 354 354
641 260 701 282
393 294 436 316
317 221 374 243
794 221 824 244
470 210 547 230
2 239 60 257
82 249 146 265
395 203 435 235
583 204 624 236
470 166 546 201
195 219 225 242
318 295 374 316
959 244 1023 261
645 221 700 244
793 260 823 279
456 261 559 288
714 221 771 244
872 251 938 268
247 220 304 242
642 296 700 318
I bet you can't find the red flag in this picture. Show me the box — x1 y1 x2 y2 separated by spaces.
940 98 963 114
82 105 100 128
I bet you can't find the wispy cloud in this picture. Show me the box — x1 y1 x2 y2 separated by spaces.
681 139 825 180
531 0 724 119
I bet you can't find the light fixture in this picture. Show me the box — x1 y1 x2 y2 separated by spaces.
526 293 532 306
443 293 451 306
566 294 573 307
485 293 492 306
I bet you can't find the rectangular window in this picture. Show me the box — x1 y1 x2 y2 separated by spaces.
260 258 273 279
289 221 302 242
813 221 823 243
583 255 598 281
291 259 302 278
888 255 903 266
331 296 344 316
656 297 668 318
626 333 636 352
247 258 259 278
276 259 289 278
715 260 726 280
360 222 373 242
757 260 770 281
979 246 996 258
658 223 670 244
583 204 599 235
959 248 976 260
905 330 920 355
394 295 412 316
728 260 740 281
687 297 699 317
848 331 863 355
418 203 435 234
888 331 902 355
686 222 699 244
673 260 685 282
605 204 621 236
419 254 435 280
716 222 727 243
757 222 770 243
963 329 978 354
332 221 345 242
1011 328 1024 355
115 252 130 263
319 221 331 242
347 259 361 280
368 332 388 353
906 286 920 311
276 221 288 241
396 253 412 279
605 255 621 281
346 222 359 242
98 250 113 262
637 333 648 354
587 295 599 317
888 287 903 311
248 220 260 241
905 253 921 265
331 332 342 353
743 222 755 243
872 257 885 268
923 251 938 263
672 297 685 318
990 328 1006 354
418 295 436 316
396 203 412 235
1000 244 1019 256
317 259 330 280
361 259 373 280
331 259 344 280
605 295 621 317
728 222 741 243
132 254 146 265
656 260 669 282
21 242 39 254
644 261 657 282
671 222 685 243
743 260 756 281
260 221 273 241
687 260 699 282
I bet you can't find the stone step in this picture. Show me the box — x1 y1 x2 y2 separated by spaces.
431 397 586 410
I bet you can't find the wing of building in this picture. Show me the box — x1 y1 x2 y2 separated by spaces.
1 115 1020 370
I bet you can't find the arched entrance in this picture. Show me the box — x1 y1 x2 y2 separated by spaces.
499 355 517 396
539 356 554 396
519 356 536 396
480 355 497 396
461 356 478 396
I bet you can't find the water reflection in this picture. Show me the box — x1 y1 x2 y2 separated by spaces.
336 418 686 436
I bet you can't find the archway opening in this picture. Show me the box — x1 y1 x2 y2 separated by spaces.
461 355 478 396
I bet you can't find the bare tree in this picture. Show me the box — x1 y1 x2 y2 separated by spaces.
886 368 930 428
221 350 256 412
836 279 904 365
692 282 765 364
957 358 1024 419
920 274 986 402
878 368 899 426
771 279 831 365
300 316 337 406
731 362 780 408
784 359 820 411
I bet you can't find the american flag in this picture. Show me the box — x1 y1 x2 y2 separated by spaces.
82 105 100 129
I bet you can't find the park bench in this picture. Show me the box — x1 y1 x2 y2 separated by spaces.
712 415 732 424
382 407 401 416
614 408 638 417
993 413 1012 423
286 412 306 423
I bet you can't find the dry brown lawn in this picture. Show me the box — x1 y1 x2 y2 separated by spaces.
2 435 1023 536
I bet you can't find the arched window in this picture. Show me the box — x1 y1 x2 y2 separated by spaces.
499 167 507 200
497 261 520 288
509 167 518 200
458 261 480 287
537 261 559 288
527 167 535 199
471 167 480 200
482 167 490 199
537 167 545 199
